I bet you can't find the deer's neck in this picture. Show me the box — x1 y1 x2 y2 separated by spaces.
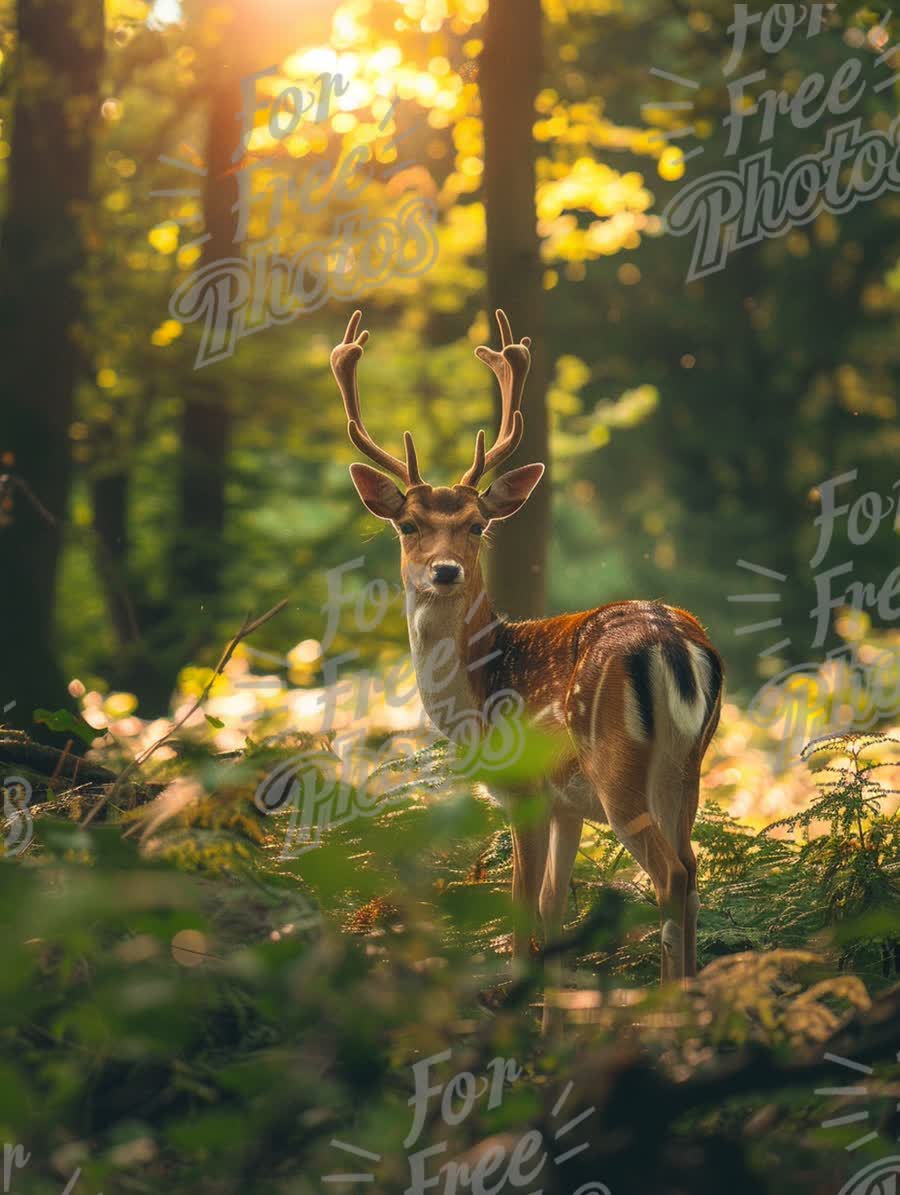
405 575 501 739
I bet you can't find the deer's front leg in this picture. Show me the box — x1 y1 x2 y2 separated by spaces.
539 803 583 1033
508 798 550 965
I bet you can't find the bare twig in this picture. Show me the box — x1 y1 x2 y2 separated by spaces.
0 737 117 788
49 740 74 793
0 473 58 527
81 599 290 826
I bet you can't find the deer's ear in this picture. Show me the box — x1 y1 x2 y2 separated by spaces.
349 463 406 520
479 463 545 521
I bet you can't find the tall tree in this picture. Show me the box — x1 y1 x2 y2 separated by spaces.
168 69 240 613
479 0 550 618
168 0 343 633
0 0 104 730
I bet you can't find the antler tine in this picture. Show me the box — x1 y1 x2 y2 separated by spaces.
460 309 532 487
331 310 424 488
403 431 424 487
461 430 485 488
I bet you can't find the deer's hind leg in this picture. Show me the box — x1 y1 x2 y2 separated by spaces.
575 745 691 983
677 754 703 979
609 805 690 982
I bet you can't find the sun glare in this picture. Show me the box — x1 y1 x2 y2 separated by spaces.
148 0 181 28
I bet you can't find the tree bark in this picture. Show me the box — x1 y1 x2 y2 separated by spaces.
0 0 104 733
479 0 549 618
169 72 240 608
90 470 142 653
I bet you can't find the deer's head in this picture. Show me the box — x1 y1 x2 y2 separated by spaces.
331 309 544 597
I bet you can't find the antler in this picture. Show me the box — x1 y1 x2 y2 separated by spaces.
331 310 424 488
460 309 531 488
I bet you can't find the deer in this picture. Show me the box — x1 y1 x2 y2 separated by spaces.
331 308 723 1027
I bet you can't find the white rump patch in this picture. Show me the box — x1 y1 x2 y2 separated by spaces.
643 642 716 854
622 677 650 743
651 642 709 740
687 641 714 708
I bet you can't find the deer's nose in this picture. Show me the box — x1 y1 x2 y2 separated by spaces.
431 560 463 586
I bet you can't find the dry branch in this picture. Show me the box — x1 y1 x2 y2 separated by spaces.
81 599 289 826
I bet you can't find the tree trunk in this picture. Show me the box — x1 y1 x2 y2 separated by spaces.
90 470 140 654
479 0 549 619
90 465 180 709
169 72 240 610
0 0 104 733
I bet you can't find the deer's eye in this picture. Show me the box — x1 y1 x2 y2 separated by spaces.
399 522 417 535
470 523 485 537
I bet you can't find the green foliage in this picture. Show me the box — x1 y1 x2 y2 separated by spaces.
685 735 900 976
2 0 900 1187
10 0 890 707
33 708 108 745
0 724 895 1193
766 733 900 973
